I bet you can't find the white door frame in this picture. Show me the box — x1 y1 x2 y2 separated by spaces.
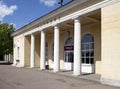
64 50 74 70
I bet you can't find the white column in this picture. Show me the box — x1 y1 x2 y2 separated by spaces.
73 17 81 76
40 31 46 70
9 53 11 63
6 55 8 62
4 54 7 61
30 34 35 68
53 25 60 72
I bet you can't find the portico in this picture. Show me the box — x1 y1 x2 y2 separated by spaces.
12 0 120 87
22 9 101 76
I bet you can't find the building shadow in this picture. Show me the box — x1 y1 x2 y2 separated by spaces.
0 61 13 65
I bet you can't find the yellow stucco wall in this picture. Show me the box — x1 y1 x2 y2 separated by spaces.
24 34 40 67
13 34 25 67
46 33 54 69
24 36 30 67
101 2 120 80
35 34 40 67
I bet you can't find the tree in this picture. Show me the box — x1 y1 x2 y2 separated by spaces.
0 23 15 60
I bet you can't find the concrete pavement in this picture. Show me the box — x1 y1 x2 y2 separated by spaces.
0 64 119 89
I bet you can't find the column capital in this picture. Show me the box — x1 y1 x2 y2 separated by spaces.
72 16 79 19
72 15 81 19
41 30 45 33
39 26 44 31
72 16 82 23
54 25 59 29
52 23 59 28
30 33 35 36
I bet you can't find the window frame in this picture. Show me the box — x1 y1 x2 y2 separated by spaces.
81 34 94 64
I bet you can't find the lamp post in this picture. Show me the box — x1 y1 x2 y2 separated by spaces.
58 0 63 6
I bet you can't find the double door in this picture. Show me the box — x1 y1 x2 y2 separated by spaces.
64 51 74 70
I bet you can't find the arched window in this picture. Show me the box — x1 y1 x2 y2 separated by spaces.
81 34 94 64
65 37 74 45
64 37 74 63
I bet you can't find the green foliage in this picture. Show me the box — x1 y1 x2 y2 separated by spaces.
0 23 15 56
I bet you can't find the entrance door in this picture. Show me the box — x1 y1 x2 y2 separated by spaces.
81 34 94 73
64 37 74 70
64 50 74 70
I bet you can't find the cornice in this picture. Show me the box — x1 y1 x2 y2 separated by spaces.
12 0 120 37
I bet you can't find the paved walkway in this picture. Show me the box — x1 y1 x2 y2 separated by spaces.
0 64 119 89
43 69 101 82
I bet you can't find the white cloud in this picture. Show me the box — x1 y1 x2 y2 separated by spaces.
40 0 56 7
0 1 17 21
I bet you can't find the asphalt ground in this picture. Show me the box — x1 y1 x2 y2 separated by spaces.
0 63 119 89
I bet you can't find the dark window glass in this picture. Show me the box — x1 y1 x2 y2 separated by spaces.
65 37 74 45
82 34 94 43
86 51 89 57
86 44 89 50
90 51 94 57
65 52 68 62
45 42 48 61
82 52 84 56
68 52 73 62
90 58 94 64
82 58 85 63
86 58 89 64
52 43 54 61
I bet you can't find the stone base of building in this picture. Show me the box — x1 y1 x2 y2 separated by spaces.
101 77 120 87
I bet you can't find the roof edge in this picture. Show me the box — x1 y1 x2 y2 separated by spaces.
11 0 89 37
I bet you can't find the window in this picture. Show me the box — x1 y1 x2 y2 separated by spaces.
45 42 48 61
52 43 54 62
64 37 74 63
81 34 94 64
17 47 20 60
65 37 74 45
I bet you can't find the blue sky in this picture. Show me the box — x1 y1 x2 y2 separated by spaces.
0 0 71 30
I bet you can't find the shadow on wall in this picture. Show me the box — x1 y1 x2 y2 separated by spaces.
0 55 4 61
0 54 13 65
0 61 13 65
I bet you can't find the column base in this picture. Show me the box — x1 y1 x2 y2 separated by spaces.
53 70 59 73
101 77 120 87
40 69 45 71
30 66 34 68
73 73 82 76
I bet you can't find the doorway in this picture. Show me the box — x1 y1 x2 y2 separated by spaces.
81 34 94 73
64 37 74 70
